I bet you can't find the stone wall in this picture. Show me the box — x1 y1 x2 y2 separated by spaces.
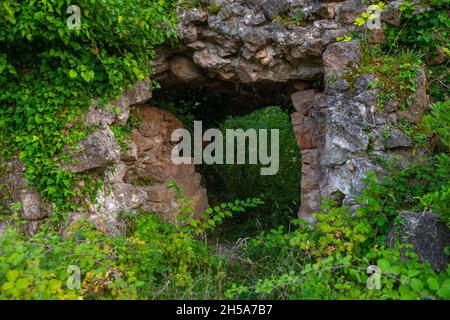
290 89 327 220
150 0 413 218
1 79 208 235
291 40 427 217
154 0 404 87
1 0 422 232
155 0 357 86
65 90 209 235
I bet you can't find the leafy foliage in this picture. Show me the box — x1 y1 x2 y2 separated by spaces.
351 46 424 111
0 195 262 300
225 196 450 300
206 107 301 239
385 0 449 58
384 0 449 101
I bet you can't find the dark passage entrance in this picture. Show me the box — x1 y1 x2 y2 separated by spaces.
150 83 303 241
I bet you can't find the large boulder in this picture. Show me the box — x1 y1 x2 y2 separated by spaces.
64 126 121 173
0 158 53 235
323 40 362 79
388 212 450 272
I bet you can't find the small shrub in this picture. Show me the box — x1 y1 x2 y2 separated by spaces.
0 195 263 300
226 198 450 300
385 0 449 60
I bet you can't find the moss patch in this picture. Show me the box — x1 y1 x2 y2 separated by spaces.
344 46 424 111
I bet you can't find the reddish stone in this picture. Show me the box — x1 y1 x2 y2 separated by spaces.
291 90 316 114
368 28 386 45
291 111 304 126
293 81 310 91
296 130 314 149
397 68 428 124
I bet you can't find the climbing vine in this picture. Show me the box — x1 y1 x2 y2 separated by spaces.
0 0 448 301
0 1 178 212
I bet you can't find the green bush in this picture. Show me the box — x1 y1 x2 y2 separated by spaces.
206 106 301 237
1 178 448 300
385 0 449 58
0 195 263 300
0 217 222 299
0 0 177 212
225 197 450 300
384 0 449 101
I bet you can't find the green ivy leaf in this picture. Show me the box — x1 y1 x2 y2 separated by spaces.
16 278 31 290
69 70 78 78
6 270 19 283
377 259 390 272
410 278 424 292
437 279 450 299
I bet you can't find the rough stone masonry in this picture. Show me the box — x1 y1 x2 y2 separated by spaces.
152 0 422 221
0 0 430 234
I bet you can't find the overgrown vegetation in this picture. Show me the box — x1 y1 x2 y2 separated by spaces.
0 0 178 212
226 195 450 300
384 0 449 103
0 0 449 301
1 181 449 300
385 0 449 61
0 196 262 299
377 0 450 226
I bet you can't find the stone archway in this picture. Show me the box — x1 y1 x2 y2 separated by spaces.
1 1 423 234
147 1 424 222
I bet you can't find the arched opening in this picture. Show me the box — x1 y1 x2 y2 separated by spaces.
145 77 320 241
